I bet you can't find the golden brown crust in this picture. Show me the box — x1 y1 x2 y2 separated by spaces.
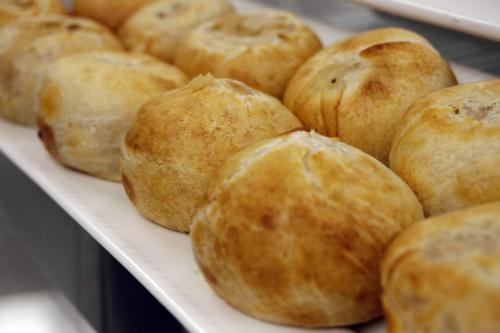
284 27 457 164
174 10 322 98
37 51 187 181
119 0 234 62
73 0 152 30
120 74 302 232
381 202 500 333
390 79 500 216
0 16 122 126
0 0 65 27
191 131 424 327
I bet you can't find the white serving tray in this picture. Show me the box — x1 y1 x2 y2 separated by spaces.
351 0 500 42
0 1 496 332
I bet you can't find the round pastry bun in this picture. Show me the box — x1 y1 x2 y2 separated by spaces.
0 0 65 27
73 0 153 30
390 79 500 216
0 15 122 126
174 10 322 98
381 202 500 333
191 131 424 327
121 74 302 232
37 51 188 181
118 0 233 63
284 27 457 164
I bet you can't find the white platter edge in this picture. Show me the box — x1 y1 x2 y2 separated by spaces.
351 0 500 42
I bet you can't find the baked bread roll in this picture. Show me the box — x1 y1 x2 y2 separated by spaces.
121 74 302 232
0 0 65 27
191 131 424 327
73 0 152 30
390 80 500 216
37 51 188 181
381 202 500 333
119 0 233 63
0 16 122 126
284 27 457 164
174 10 322 98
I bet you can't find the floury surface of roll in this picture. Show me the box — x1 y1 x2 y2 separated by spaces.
0 15 122 126
37 51 188 181
119 0 234 62
284 27 457 164
73 0 153 30
121 74 302 233
390 79 500 216
191 131 424 327
0 0 65 27
381 202 500 333
174 10 322 98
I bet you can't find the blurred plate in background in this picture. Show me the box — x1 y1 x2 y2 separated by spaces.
350 0 500 42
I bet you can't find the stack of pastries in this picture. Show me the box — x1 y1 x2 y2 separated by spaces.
0 0 499 331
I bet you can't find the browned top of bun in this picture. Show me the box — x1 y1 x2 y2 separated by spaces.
382 202 500 333
284 27 456 164
191 131 423 327
73 0 153 29
390 79 500 216
118 0 234 62
174 10 322 97
0 0 65 27
0 15 122 125
121 74 301 232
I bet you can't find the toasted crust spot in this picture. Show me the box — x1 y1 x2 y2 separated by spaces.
37 118 56 158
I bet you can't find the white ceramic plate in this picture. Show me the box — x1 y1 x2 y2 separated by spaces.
0 1 496 332
351 0 500 42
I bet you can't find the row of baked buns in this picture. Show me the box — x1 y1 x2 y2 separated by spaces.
0 0 499 331
121 74 500 328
